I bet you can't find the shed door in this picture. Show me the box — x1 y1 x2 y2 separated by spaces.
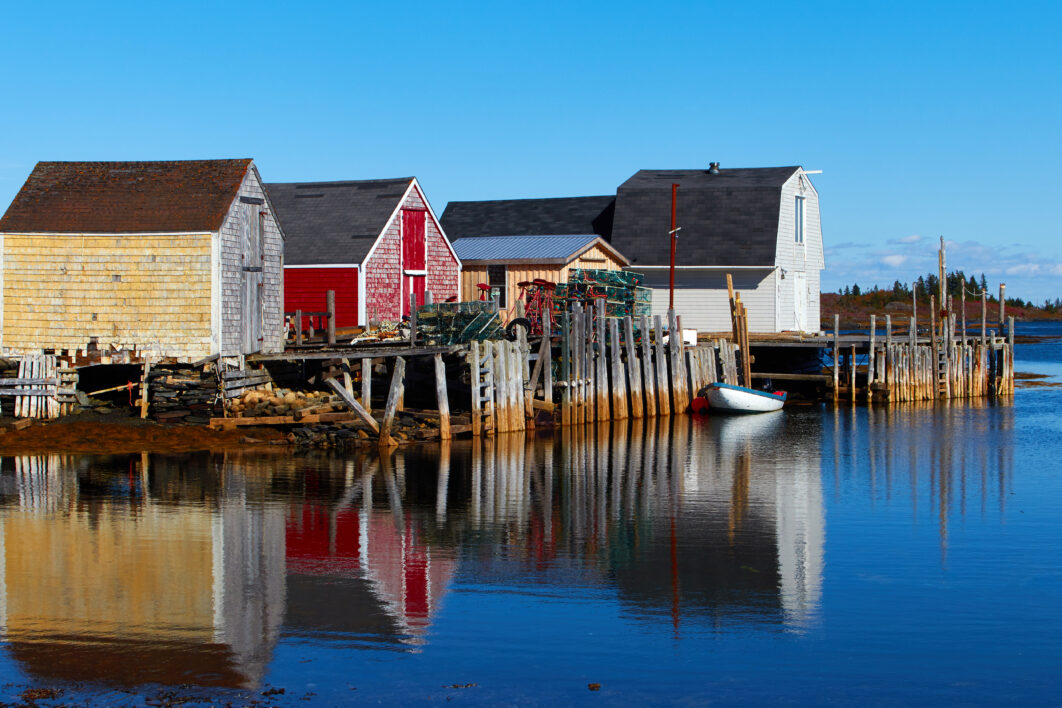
793 271 807 332
241 205 265 353
401 209 427 316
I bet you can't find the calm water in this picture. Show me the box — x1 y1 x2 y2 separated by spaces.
0 325 1058 706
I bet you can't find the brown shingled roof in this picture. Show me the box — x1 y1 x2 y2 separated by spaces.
0 159 253 233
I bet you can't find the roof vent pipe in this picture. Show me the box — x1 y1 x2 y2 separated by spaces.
708 162 720 174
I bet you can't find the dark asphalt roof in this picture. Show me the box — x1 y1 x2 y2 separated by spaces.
440 196 615 240
611 167 800 267
265 178 413 265
452 234 603 262
0 160 252 233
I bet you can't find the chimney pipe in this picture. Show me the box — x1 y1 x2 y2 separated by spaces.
708 162 720 174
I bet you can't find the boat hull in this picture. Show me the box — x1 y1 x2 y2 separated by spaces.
705 383 786 413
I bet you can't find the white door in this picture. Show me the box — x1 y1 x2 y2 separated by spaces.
794 272 807 332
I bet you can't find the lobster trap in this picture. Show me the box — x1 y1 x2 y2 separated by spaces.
414 301 506 345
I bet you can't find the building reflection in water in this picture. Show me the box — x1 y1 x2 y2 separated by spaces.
0 401 1012 690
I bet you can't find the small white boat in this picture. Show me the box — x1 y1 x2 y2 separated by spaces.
704 382 786 413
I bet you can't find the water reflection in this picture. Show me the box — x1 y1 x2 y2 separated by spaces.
0 401 1016 692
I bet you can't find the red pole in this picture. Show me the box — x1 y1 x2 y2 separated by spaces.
669 183 678 310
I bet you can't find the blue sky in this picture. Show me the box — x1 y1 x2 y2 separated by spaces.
1 1 1059 302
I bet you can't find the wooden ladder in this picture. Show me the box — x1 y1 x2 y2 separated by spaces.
470 341 495 435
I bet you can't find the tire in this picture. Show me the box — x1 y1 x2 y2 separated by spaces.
505 318 532 341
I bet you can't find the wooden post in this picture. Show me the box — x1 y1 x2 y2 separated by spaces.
577 306 586 425
884 314 892 395
361 359 372 411
832 314 840 400
470 343 482 436
139 358 151 419
295 309 303 346
676 314 690 410
640 315 657 417
409 293 418 346
594 299 611 420
739 301 752 389
326 290 336 345
425 290 433 306
1007 316 1015 396
930 294 939 397
561 311 571 427
572 305 582 425
590 305 598 420
511 340 526 430
867 315 876 401
542 307 553 403
624 316 643 418
999 283 1006 332
960 287 966 344
518 323 533 425
379 357 405 447
667 309 683 411
434 353 451 440
493 340 509 432
609 318 628 419
654 315 670 415
981 289 987 349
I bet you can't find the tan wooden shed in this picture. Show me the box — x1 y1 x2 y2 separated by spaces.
452 234 629 317
0 159 285 361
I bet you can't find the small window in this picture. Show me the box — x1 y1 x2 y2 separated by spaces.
795 196 806 244
487 266 506 308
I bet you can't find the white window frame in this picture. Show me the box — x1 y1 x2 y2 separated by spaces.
794 195 806 245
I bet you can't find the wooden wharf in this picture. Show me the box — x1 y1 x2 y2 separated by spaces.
0 279 1017 436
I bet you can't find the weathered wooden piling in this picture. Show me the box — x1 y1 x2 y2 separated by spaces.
609 318 628 420
640 315 657 416
653 316 670 416
623 316 644 418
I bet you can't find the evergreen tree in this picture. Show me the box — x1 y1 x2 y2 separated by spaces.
980 273 988 291
852 284 861 296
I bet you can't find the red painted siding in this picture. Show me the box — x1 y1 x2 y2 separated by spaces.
365 183 458 323
284 266 359 329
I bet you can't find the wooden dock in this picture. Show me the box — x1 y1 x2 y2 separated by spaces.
0 283 1017 437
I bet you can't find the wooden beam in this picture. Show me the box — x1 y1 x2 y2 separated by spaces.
325 377 380 434
378 357 405 446
327 290 336 345
249 345 462 362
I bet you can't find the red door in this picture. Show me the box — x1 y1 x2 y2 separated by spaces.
402 209 427 316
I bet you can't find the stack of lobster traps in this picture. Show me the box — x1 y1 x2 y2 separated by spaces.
414 301 507 345
548 269 652 341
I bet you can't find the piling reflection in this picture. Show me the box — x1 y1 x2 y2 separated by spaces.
829 398 1015 558
0 401 1015 692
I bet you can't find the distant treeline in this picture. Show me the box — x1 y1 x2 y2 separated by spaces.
837 271 1061 312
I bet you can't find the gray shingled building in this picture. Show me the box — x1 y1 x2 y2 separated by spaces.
441 164 824 333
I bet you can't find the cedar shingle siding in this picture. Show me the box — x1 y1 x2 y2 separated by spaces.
0 159 285 358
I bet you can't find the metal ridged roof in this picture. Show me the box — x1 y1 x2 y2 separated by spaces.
451 234 602 262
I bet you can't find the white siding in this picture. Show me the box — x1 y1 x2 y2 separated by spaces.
638 269 777 333
217 164 285 356
775 172 824 333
